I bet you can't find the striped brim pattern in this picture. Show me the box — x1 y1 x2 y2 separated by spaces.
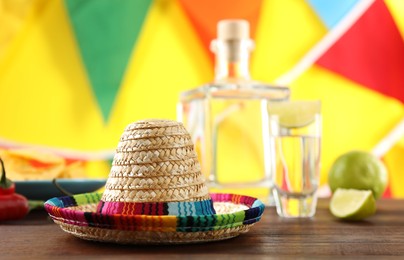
45 192 265 244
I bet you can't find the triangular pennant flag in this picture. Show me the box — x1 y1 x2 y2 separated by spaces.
316 0 404 102
307 0 359 29
178 0 263 59
64 0 152 121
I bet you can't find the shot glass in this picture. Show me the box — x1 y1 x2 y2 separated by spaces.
267 100 321 218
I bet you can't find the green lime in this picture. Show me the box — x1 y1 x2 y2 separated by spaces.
330 188 376 220
328 151 388 199
268 100 321 128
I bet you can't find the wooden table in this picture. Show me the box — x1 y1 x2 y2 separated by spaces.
1 199 404 258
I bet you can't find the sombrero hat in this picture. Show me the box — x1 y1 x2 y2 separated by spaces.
45 119 265 244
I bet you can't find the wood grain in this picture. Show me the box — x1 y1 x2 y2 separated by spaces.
1 199 404 258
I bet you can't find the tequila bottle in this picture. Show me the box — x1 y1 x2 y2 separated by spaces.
177 20 290 204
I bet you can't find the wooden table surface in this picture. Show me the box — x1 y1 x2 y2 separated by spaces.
1 199 404 258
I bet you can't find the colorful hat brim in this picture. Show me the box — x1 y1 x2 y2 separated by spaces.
45 192 265 244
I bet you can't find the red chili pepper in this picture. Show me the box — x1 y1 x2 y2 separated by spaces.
0 157 29 221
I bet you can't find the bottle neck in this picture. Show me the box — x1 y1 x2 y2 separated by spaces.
211 39 253 82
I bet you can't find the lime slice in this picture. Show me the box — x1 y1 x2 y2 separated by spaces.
268 100 320 128
330 188 376 220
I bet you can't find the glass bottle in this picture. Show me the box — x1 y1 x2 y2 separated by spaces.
177 20 290 204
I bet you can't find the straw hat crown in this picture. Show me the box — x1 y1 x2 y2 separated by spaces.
97 119 215 216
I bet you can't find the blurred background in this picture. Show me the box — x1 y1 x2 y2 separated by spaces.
0 0 403 197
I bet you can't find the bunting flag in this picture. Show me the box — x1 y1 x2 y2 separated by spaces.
179 0 263 60
0 0 403 197
308 0 360 29
64 0 152 121
316 0 404 103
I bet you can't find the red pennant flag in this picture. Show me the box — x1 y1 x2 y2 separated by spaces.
316 0 404 102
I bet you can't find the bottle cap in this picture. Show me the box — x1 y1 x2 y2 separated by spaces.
217 19 250 40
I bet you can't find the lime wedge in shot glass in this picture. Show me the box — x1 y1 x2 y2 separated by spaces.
268 100 321 128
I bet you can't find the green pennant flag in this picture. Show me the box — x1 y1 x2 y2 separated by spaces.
65 0 152 122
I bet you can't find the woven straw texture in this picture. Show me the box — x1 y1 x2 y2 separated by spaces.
103 119 210 203
55 220 251 244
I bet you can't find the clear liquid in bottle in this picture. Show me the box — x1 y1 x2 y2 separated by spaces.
178 20 290 204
